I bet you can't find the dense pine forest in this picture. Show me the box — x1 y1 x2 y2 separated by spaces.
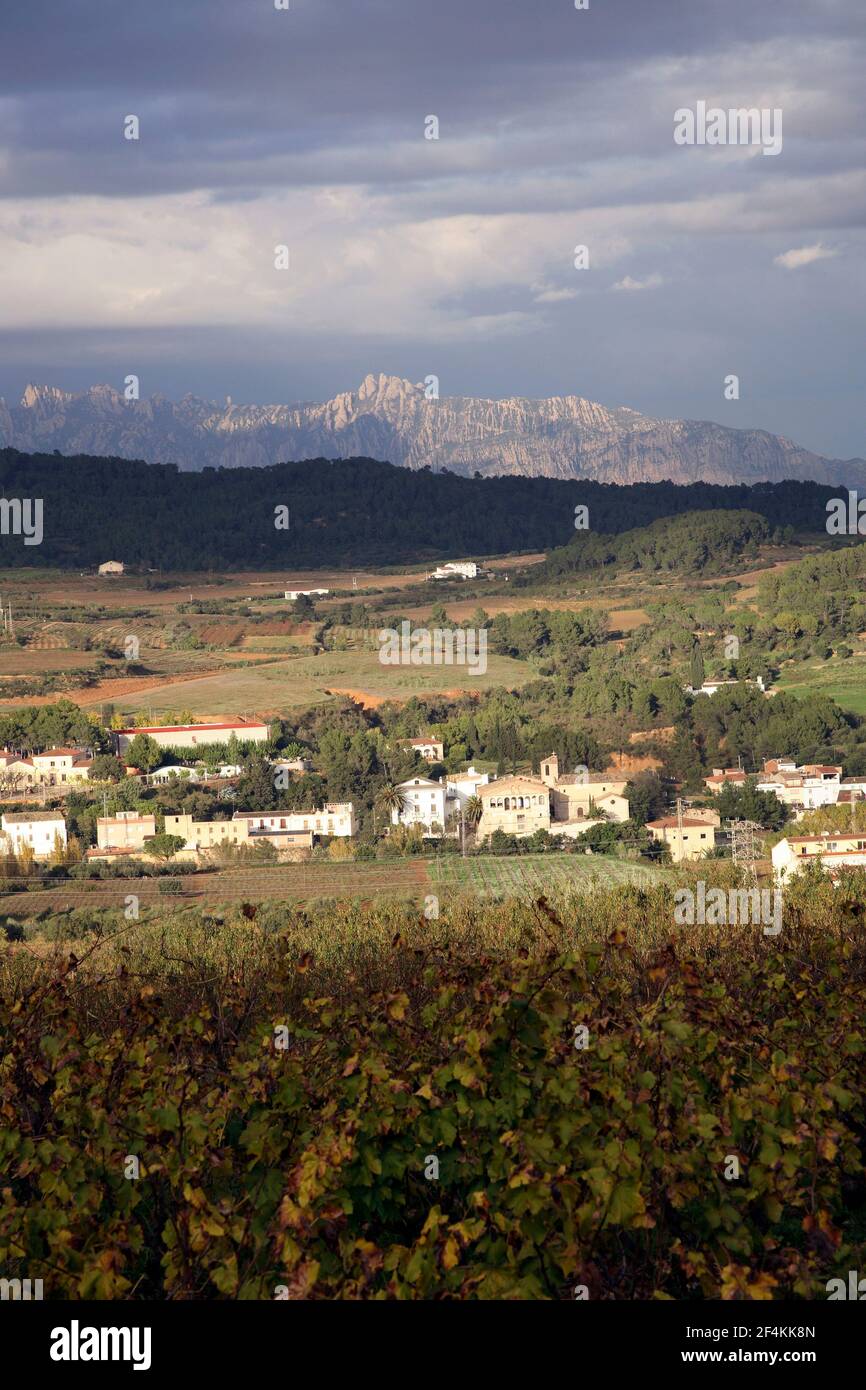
0 448 854 570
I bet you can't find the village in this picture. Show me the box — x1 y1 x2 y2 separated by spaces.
0 711 864 889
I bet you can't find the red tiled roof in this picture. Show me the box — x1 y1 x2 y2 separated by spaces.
647 817 716 830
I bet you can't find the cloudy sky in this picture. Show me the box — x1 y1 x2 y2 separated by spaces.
0 0 863 456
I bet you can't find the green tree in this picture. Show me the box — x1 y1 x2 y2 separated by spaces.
125 733 162 773
88 753 125 783
142 833 186 862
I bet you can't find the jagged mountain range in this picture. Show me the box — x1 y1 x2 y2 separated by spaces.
2 373 863 487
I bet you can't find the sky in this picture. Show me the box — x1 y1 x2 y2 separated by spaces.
0 0 863 458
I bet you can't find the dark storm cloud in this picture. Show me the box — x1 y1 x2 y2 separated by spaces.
0 0 863 457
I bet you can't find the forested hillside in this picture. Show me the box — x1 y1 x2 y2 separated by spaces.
536 509 776 581
0 448 852 570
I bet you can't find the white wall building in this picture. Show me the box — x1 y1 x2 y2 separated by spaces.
427 561 478 581
0 747 93 788
399 737 444 763
756 760 843 810
285 589 329 601
146 765 202 785
1 812 67 859
98 560 124 576
446 767 490 810
117 722 270 753
686 677 767 697
233 803 356 839
392 777 449 836
773 833 866 883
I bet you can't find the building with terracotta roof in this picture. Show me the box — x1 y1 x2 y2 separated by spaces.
772 832 866 883
646 814 719 863
704 767 749 791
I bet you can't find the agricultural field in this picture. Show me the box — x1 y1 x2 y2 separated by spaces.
776 651 866 716
104 647 534 718
0 851 670 919
430 853 671 897
0 858 431 915
0 541 833 719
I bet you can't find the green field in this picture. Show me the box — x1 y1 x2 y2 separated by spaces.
430 852 670 898
113 647 534 718
776 652 866 716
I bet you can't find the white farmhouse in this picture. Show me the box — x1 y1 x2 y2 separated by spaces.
392 777 449 836
285 589 330 601
427 561 478 581
1 811 67 860
98 561 124 576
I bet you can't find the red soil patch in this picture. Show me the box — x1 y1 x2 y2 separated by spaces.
0 669 224 709
325 687 386 710
604 751 664 774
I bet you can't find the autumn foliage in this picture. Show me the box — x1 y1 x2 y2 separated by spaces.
1 887 865 1300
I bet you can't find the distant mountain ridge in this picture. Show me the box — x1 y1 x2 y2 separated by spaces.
2 373 863 487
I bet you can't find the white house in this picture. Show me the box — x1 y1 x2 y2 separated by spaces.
1 811 67 859
233 803 356 840
773 833 866 883
686 677 767 697
146 764 201 785
98 560 124 576
270 756 313 776
427 561 478 581
756 759 843 810
117 721 270 753
285 589 329 601
446 767 490 810
392 777 449 836
399 737 444 763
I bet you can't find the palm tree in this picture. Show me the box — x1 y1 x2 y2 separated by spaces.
464 795 483 827
375 782 410 833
